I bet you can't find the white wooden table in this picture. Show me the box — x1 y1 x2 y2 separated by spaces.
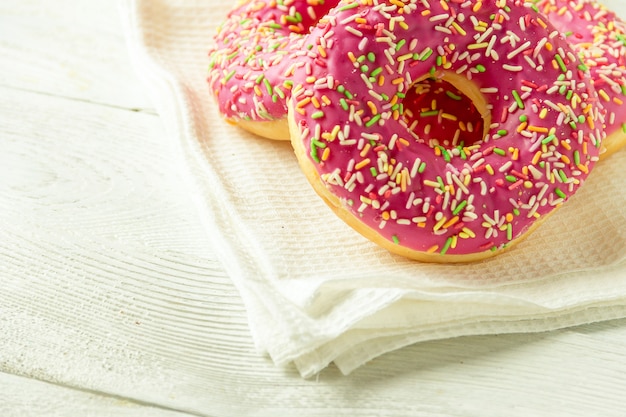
2 1 626 416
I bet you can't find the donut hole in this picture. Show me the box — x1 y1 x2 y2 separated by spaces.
402 75 488 150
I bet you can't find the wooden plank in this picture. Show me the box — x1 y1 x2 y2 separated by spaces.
0 372 197 417
0 0 153 110
0 85 269 414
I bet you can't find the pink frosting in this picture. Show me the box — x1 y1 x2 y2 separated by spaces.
534 0 626 138
207 0 336 121
290 0 604 256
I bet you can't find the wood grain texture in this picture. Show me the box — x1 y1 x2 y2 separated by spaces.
2 0 626 416
0 85 209 256
0 372 194 417
0 0 153 110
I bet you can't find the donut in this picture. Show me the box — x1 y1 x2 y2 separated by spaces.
533 0 626 158
207 0 335 139
288 0 605 262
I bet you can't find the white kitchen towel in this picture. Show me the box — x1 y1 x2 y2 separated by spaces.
121 0 626 378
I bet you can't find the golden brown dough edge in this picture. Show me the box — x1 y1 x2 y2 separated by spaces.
602 129 626 159
227 117 290 141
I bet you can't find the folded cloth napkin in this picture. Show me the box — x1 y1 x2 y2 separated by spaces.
122 0 626 377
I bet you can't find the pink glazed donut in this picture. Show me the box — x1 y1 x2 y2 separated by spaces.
534 0 626 157
207 0 335 139
288 0 605 262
